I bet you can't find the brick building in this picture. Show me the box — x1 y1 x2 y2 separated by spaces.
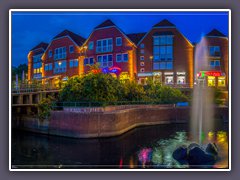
196 29 229 88
79 19 138 81
135 19 194 87
41 29 85 86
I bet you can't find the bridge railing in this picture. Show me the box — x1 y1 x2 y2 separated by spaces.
12 84 59 93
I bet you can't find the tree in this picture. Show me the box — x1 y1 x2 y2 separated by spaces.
12 63 28 82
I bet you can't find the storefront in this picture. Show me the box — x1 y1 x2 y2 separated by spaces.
197 71 226 88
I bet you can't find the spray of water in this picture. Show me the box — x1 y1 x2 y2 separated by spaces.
191 37 215 144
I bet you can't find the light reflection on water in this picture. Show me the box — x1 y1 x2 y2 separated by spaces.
11 123 228 169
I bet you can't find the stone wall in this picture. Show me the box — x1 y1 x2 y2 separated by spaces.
12 106 228 138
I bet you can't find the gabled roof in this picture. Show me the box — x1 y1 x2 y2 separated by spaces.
153 19 176 28
53 29 86 46
30 42 48 51
126 33 147 45
206 29 227 37
94 19 116 29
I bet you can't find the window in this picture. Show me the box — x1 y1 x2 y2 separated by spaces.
140 49 144 54
207 76 216 87
84 58 94 66
97 54 113 68
218 76 226 87
54 47 66 60
153 35 173 70
44 63 52 71
33 54 42 63
96 38 113 53
48 50 52 58
140 68 145 72
140 56 144 61
165 76 174 84
116 53 128 62
210 60 220 69
69 45 74 53
140 62 144 66
88 41 94 50
177 76 186 84
209 46 220 56
33 61 42 74
69 59 79 67
54 60 67 74
116 54 122 62
116 37 122 46
140 43 144 48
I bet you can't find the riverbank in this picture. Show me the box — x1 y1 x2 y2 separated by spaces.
12 105 229 138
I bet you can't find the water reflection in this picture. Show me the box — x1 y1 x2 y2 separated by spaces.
11 123 228 169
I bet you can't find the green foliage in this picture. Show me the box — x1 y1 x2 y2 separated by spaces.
12 63 28 82
59 73 189 106
37 95 55 121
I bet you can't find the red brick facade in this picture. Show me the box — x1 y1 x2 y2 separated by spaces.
27 19 228 90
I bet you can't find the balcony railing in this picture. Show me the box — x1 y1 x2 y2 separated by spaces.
54 68 66 74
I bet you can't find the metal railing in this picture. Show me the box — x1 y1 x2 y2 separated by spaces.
12 84 59 93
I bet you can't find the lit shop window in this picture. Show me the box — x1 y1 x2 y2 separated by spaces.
207 76 216 87
119 72 130 82
69 59 79 67
96 38 113 53
165 76 174 84
44 63 52 71
84 58 94 66
177 72 186 84
54 47 66 60
209 46 220 56
116 37 122 46
54 60 67 74
153 72 162 83
69 45 74 53
88 41 94 50
97 54 113 68
218 76 226 87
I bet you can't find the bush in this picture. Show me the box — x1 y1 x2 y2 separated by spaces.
37 95 55 121
59 72 189 106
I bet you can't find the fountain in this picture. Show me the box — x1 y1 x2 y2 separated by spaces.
172 36 218 167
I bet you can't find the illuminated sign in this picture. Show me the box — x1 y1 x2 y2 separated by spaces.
197 71 222 78
101 66 122 74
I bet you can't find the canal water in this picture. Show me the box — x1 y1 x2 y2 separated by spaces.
11 123 229 169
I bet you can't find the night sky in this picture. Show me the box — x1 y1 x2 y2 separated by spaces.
11 11 229 66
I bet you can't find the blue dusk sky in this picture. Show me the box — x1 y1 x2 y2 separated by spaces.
11 11 229 66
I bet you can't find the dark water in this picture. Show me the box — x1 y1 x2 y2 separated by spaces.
11 123 229 169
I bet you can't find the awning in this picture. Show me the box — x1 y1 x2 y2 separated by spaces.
137 72 153 77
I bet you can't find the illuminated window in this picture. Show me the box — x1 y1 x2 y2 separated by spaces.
140 43 145 48
54 60 67 74
69 45 74 53
69 59 79 67
177 76 186 84
140 62 144 66
54 47 66 60
116 37 122 46
33 54 42 63
218 76 226 87
165 76 174 84
207 76 216 87
96 38 113 53
140 56 144 61
88 41 94 50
